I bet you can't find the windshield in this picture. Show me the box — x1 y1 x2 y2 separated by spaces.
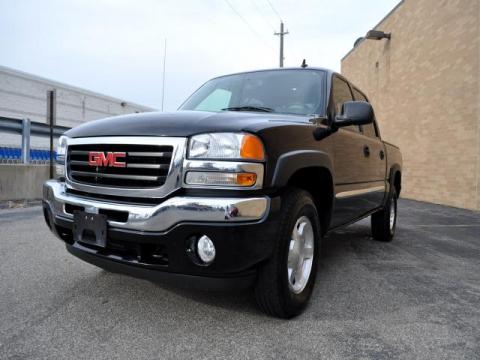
179 69 326 116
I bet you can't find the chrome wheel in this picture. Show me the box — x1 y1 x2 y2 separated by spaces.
287 216 314 294
389 199 396 231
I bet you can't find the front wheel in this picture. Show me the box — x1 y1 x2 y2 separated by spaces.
254 188 321 318
371 188 398 242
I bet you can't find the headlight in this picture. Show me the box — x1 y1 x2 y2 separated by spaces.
55 136 68 179
56 135 68 164
188 133 265 161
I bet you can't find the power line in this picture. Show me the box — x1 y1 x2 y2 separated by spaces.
224 0 273 49
265 0 282 21
249 0 276 32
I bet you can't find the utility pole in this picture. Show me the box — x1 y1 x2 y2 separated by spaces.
274 22 288 67
47 90 56 179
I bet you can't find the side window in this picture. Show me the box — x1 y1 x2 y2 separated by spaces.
195 88 232 111
352 87 378 138
332 77 360 133
352 88 367 102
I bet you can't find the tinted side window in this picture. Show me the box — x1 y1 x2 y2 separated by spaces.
352 87 377 138
332 77 360 133
362 123 377 138
352 88 367 102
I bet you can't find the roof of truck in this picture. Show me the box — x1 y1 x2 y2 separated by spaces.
210 67 336 80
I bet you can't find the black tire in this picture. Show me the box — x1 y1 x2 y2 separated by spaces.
371 187 397 242
254 188 321 318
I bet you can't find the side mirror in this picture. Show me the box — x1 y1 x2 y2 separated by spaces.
334 101 373 127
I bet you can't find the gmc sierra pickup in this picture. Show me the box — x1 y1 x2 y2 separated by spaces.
43 67 402 318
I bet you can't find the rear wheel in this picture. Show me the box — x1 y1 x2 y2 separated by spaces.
254 188 321 318
371 188 397 242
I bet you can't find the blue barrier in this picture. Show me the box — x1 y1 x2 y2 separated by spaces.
0 147 56 163
0 117 69 164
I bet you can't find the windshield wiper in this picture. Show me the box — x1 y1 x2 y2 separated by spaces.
222 106 274 113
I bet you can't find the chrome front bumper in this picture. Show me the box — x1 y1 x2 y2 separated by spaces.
43 180 270 232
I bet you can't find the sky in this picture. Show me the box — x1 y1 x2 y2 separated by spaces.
0 0 400 111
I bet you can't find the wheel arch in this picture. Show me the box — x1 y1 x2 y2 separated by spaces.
271 150 334 234
389 165 402 198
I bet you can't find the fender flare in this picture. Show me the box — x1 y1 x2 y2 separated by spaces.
270 150 334 187
388 164 402 196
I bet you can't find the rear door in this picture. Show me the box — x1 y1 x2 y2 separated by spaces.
351 87 387 209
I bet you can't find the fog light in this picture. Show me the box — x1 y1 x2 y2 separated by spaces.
197 235 216 264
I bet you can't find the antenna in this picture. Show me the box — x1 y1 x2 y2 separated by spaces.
301 59 308 68
161 38 167 112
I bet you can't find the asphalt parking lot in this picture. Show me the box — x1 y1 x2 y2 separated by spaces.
0 199 479 359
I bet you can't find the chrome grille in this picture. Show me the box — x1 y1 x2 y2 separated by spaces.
67 144 173 188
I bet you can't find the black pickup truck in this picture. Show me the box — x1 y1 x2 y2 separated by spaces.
43 67 402 318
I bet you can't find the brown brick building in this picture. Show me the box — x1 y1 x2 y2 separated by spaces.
341 0 480 211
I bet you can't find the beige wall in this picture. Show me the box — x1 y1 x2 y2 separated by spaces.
341 0 480 211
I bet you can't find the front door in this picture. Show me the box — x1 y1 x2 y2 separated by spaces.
329 76 371 227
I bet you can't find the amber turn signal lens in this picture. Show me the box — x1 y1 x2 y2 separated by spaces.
236 172 257 186
185 171 257 187
240 134 265 160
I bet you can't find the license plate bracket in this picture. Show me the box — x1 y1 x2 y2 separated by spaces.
73 211 107 248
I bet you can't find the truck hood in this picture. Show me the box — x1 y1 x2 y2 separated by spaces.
65 110 310 138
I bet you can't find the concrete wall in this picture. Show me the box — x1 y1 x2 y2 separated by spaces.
0 66 157 202
0 165 49 201
0 65 155 149
341 0 480 211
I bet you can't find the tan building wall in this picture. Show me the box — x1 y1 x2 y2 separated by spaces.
341 0 480 211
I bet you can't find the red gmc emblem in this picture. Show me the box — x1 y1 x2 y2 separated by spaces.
88 151 126 168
